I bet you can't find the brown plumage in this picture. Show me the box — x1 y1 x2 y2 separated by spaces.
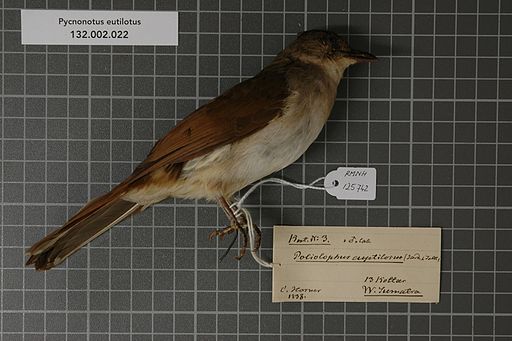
26 30 376 270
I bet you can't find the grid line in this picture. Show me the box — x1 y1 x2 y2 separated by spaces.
2 0 512 339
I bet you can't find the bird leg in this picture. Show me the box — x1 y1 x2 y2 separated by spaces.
208 197 242 239
251 223 262 252
229 207 262 253
208 197 248 260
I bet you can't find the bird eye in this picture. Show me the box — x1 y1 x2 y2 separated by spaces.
328 36 340 50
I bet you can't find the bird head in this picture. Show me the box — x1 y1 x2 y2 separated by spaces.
280 30 377 71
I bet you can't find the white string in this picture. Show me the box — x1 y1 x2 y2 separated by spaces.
230 177 327 268
233 177 327 212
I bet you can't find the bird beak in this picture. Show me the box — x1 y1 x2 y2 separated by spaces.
344 49 378 63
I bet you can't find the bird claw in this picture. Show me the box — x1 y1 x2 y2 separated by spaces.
208 225 238 240
210 198 262 261
210 214 262 260
234 227 248 260
209 223 248 260
251 223 262 252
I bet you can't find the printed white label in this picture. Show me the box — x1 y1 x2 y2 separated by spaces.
21 10 178 45
272 226 441 303
324 167 376 200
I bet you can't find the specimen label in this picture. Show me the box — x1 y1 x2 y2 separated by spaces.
21 10 178 45
272 226 441 303
324 167 376 200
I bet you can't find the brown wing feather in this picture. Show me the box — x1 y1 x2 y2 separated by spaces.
124 63 291 185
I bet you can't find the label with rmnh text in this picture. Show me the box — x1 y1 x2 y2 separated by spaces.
324 167 376 200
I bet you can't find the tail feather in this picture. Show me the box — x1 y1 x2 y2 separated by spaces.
26 193 141 271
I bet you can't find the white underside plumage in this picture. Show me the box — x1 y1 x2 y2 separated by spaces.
123 64 342 205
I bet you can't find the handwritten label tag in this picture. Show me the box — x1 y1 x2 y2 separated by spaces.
272 226 441 303
324 167 376 200
21 10 178 45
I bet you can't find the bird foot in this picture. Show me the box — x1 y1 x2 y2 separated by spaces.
234 222 263 259
208 225 238 240
234 226 248 260
249 223 262 252
208 221 263 261
209 199 263 261
209 220 248 260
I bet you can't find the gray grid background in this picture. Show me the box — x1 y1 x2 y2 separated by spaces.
1 0 512 339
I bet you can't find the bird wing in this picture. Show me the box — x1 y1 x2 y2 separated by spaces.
40 63 291 238
125 65 290 184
